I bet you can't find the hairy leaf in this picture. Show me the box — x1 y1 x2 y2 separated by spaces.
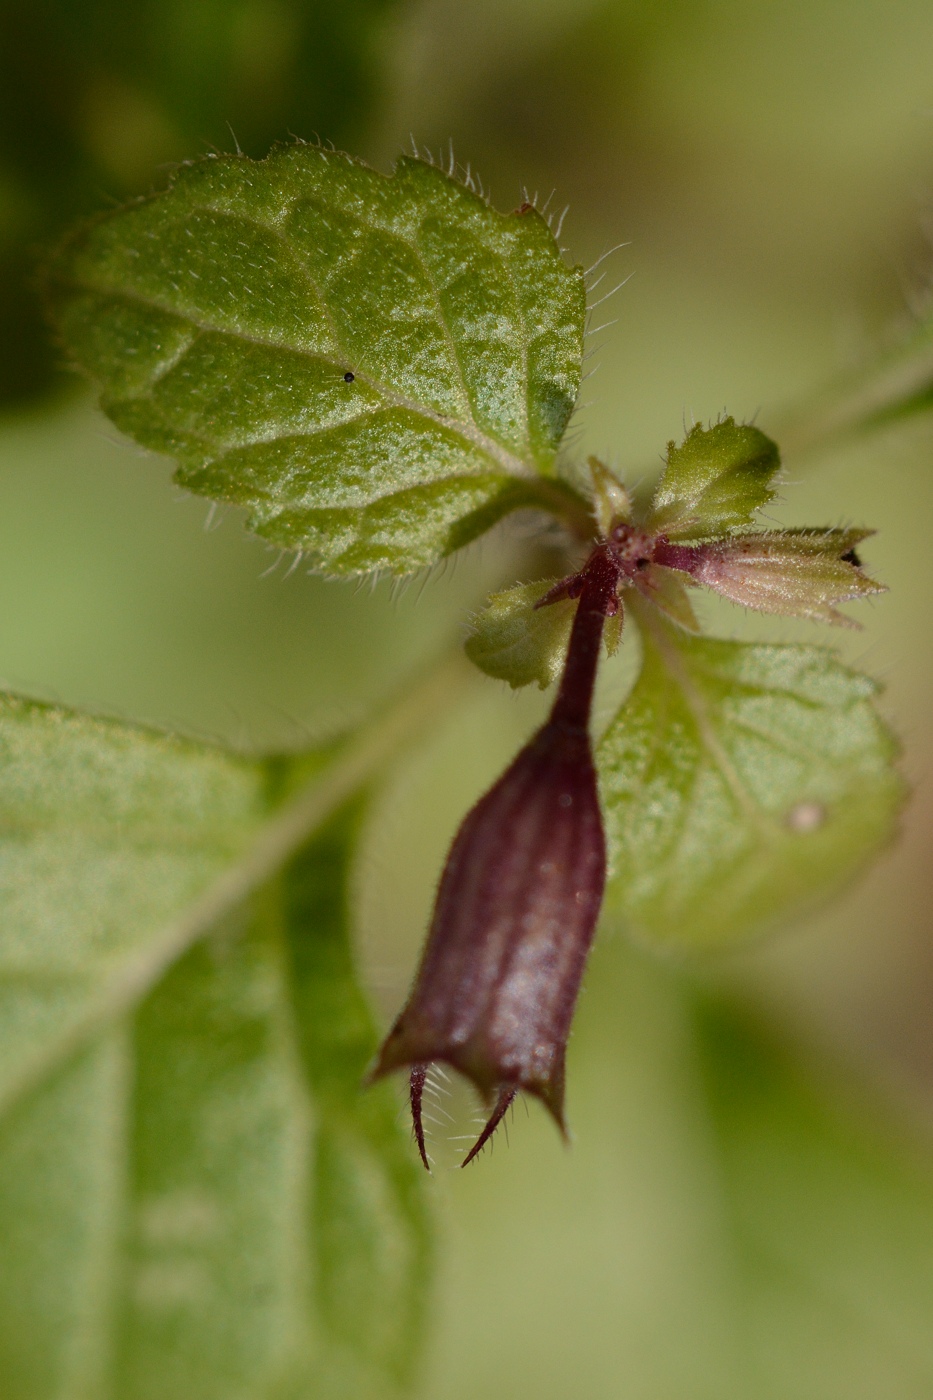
47 147 588 574
597 612 903 949
0 693 267 1115
464 579 576 689
647 418 781 540
0 693 432 1395
282 803 432 1389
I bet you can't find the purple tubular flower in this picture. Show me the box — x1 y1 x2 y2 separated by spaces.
372 546 621 1168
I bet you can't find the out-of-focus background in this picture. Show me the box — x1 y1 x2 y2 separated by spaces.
2 1 933 1394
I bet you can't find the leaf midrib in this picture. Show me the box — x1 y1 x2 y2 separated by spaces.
65 219 547 484
0 650 473 1124
216 190 541 469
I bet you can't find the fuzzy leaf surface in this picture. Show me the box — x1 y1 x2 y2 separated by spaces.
0 693 267 1112
597 615 903 949
0 697 430 1395
464 579 576 689
647 418 780 540
47 147 587 574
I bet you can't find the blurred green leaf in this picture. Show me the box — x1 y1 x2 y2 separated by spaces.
47 147 588 574
693 994 933 1397
418 938 933 1398
0 0 399 404
282 802 431 1391
647 418 781 540
464 579 576 689
0 692 267 1112
597 609 904 949
0 692 433 1395
114 918 312 1400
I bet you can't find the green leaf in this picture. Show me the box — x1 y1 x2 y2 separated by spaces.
281 802 432 1390
695 994 933 1396
647 417 781 540
47 147 588 574
0 1033 126 1399
0 693 268 1115
464 579 576 689
587 456 632 535
0 687 439 1395
597 609 904 949
601 948 933 1396
114 916 311 1400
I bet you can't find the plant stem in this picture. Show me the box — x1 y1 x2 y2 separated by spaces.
550 547 619 728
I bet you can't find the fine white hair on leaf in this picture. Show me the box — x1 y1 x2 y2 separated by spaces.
388 573 408 605
588 274 633 312
283 550 304 579
585 318 620 338
260 549 286 578
584 241 630 280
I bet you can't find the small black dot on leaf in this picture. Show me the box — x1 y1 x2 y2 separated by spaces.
840 548 861 566
343 371 355 383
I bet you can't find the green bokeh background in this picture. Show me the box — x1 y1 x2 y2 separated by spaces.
2 0 933 1393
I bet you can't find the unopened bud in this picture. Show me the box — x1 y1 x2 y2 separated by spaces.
657 529 885 626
